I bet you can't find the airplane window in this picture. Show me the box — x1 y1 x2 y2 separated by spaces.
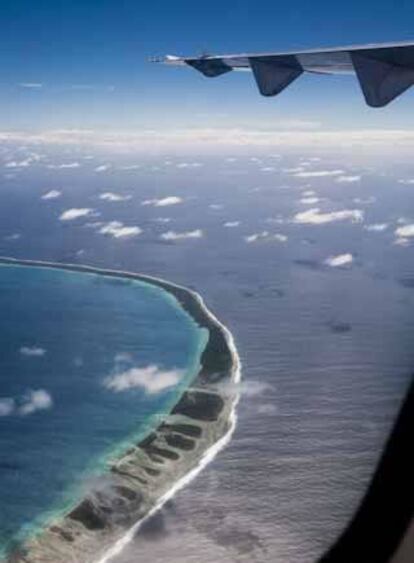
0 4 413 563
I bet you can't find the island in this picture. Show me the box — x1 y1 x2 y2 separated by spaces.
0 256 241 563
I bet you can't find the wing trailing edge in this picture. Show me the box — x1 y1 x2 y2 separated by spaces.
155 41 414 107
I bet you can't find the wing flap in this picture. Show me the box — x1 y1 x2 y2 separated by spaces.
186 58 233 77
248 55 303 96
350 47 414 107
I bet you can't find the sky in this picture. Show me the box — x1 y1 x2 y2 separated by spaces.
1 0 414 133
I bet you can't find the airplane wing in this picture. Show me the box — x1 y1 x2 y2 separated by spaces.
154 41 414 107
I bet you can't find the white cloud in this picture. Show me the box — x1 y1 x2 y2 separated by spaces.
240 380 273 397
5 160 29 168
142 196 183 207
273 234 288 242
41 189 61 200
353 196 376 205
0 398 15 417
5 154 40 168
394 237 411 247
176 162 203 169
245 231 287 243
4 233 21 241
60 208 94 221
324 253 354 267
293 207 364 225
276 119 322 130
336 175 361 183
299 197 320 205
245 231 269 243
283 166 306 173
160 229 203 241
4 128 414 151
47 162 80 169
20 346 46 357
398 179 414 185
84 221 103 229
99 221 142 239
114 352 133 364
395 224 414 238
94 164 111 173
99 192 131 202
19 83 43 89
154 217 171 223
217 379 273 399
265 217 286 225
293 169 345 178
364 223 388 232
302 190 316 196
209 204 223 210
119 164 141 170
257 403 278 415
0 390 53 417
104 365 182 394
224 221 240 227
394 221 414 244
19 389 53 416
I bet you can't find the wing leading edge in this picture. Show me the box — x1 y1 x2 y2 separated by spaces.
156 42 414 107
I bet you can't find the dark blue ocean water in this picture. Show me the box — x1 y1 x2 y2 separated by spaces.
0 144 413 562
0 263 207 556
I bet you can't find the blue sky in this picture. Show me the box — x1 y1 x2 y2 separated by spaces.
1 0 414 131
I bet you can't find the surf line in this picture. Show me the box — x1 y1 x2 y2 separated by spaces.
96 301 241 563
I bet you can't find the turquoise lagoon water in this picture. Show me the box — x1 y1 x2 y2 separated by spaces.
0 263 208 557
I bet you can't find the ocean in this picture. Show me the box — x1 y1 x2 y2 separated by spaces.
0 144 413 562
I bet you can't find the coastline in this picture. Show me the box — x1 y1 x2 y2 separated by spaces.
0 256 241 563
